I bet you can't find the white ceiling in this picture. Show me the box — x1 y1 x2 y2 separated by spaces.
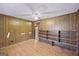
0 3 79 21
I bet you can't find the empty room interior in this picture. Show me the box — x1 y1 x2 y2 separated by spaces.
0 3 79 56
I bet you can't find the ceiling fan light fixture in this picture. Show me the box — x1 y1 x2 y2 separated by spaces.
34 16 39 20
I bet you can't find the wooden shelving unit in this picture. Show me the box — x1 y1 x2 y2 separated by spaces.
39 30 77 51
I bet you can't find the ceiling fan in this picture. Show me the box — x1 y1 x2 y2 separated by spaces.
17 4 42 20
17 4 73 21
16 4 58 20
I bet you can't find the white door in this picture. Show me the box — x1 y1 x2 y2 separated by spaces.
35 26 39 42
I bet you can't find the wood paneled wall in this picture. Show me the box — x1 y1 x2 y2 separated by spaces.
39 13 77 31
0 14 33 48
77 10 79 55
38 12 77 54
0 14 6 48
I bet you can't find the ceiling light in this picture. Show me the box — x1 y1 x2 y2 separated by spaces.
34 16 39 20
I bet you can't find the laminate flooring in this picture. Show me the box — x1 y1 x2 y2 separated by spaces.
0 39 76 56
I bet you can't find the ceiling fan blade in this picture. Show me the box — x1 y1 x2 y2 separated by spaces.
17 14 31 16
42 12 54 14
25 4 35 12
42 11 59 14
41 10 66 14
